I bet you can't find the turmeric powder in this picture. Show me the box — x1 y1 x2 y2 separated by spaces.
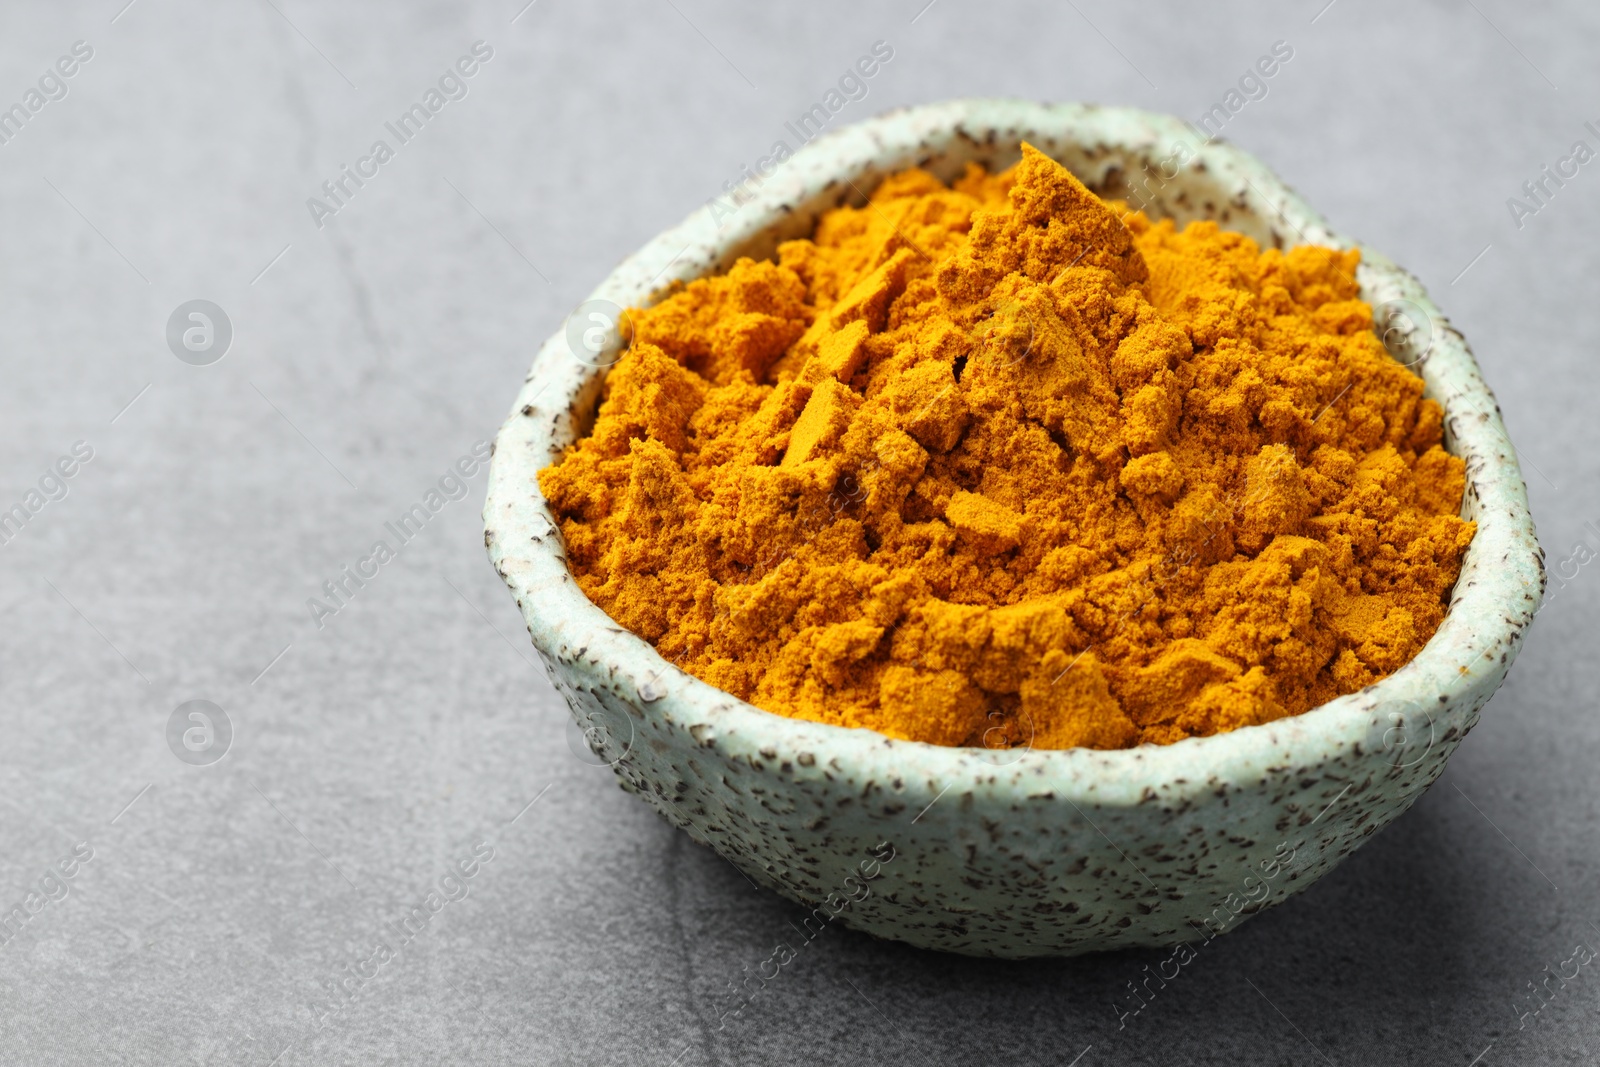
539 144 1474 750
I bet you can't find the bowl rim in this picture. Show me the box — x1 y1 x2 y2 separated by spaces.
484 98 1544 811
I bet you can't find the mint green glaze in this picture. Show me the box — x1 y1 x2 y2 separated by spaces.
485 101 1543 957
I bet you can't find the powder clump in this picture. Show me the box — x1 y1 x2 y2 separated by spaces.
539 145 1474 750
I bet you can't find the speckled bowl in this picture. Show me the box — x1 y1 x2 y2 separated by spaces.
485 100 1544 957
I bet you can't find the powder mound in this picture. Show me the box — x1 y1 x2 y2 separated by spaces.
538 145 1475 751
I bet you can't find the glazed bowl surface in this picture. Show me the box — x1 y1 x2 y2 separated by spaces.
484 99 1544 957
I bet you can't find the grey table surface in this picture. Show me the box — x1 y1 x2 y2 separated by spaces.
0 1 1595 1064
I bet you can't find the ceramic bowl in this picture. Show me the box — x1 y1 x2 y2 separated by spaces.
484 100 1544 958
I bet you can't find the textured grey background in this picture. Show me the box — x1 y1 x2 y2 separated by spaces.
0 1 1594 1064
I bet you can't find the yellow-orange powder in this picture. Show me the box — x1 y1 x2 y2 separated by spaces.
539 145 1474 750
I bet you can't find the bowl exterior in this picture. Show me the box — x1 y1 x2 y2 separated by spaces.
485 101 1544 957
